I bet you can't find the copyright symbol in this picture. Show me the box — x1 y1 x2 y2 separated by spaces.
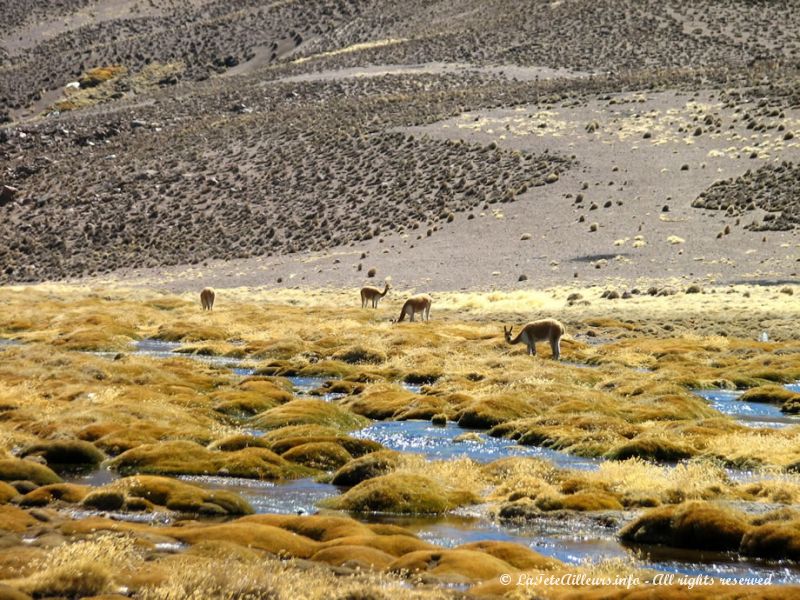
500 574 511 585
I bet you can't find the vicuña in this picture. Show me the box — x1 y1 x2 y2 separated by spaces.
393 294 432 322
503 319 565 359
360 282 391 308
200 287 216 311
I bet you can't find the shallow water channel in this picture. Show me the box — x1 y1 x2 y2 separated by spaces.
353 420 603 469
66 340 800 584
693 389 800 429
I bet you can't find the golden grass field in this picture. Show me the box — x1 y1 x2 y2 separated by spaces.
0 282 799 599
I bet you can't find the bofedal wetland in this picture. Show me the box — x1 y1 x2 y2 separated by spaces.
1 282 799 599
3 1 800 597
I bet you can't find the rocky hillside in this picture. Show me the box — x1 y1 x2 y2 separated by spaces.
1 0 800 284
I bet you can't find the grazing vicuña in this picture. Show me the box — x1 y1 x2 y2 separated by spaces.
200 287 216 311
360 282 391 308
394 294 432 323
504 319 565 359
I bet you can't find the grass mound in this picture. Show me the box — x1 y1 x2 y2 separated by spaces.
281 442 353 470
456 541 560 570
741 516 800 560
168 522 318 558
320 473 478 514
249 399 369 431
108 475 252 515
741 385 800 404
0 505 39 532
0 481 19 504
388 549 515 582
619 501 749 551
21 440 105 472
535 490 623 512
267 434 380 458
208 435 272 452
403 372 441 385
0 459 62 486
606 437 695 462
108 440 299 480
81 489 126 511
153 322 228 342
319 533 435 558
741 385 800 414
310 545 395 569
212 389 286 418
239 514 377 541
458 394 540 428
19 483 89 506
340 385 416 420
331 346 387 365
331 451 400 486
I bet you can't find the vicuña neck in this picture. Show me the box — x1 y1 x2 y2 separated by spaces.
508 332 524 345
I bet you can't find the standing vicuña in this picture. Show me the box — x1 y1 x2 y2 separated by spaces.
504 319 565 359
360 282 391 308
394 294 432 322
200 287 215 311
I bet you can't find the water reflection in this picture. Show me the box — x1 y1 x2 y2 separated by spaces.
353 420 602 470
179 475 340 516
693 389 799 429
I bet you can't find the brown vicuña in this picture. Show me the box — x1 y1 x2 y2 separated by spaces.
360 282 391 308
200 287 215 311
504 319 565 359
393 294 432 322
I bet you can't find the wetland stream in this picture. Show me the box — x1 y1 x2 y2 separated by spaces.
57 338 800 585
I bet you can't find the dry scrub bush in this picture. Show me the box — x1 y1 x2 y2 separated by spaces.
8 534 139 598
703 430 800 469
486 455 800 510
4 531 453 600
395 454 488 495
137 554 451 600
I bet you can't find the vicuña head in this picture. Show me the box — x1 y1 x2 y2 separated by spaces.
504 318 565 359
360 280 392 309
200 287 215 311
392 293 432 323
